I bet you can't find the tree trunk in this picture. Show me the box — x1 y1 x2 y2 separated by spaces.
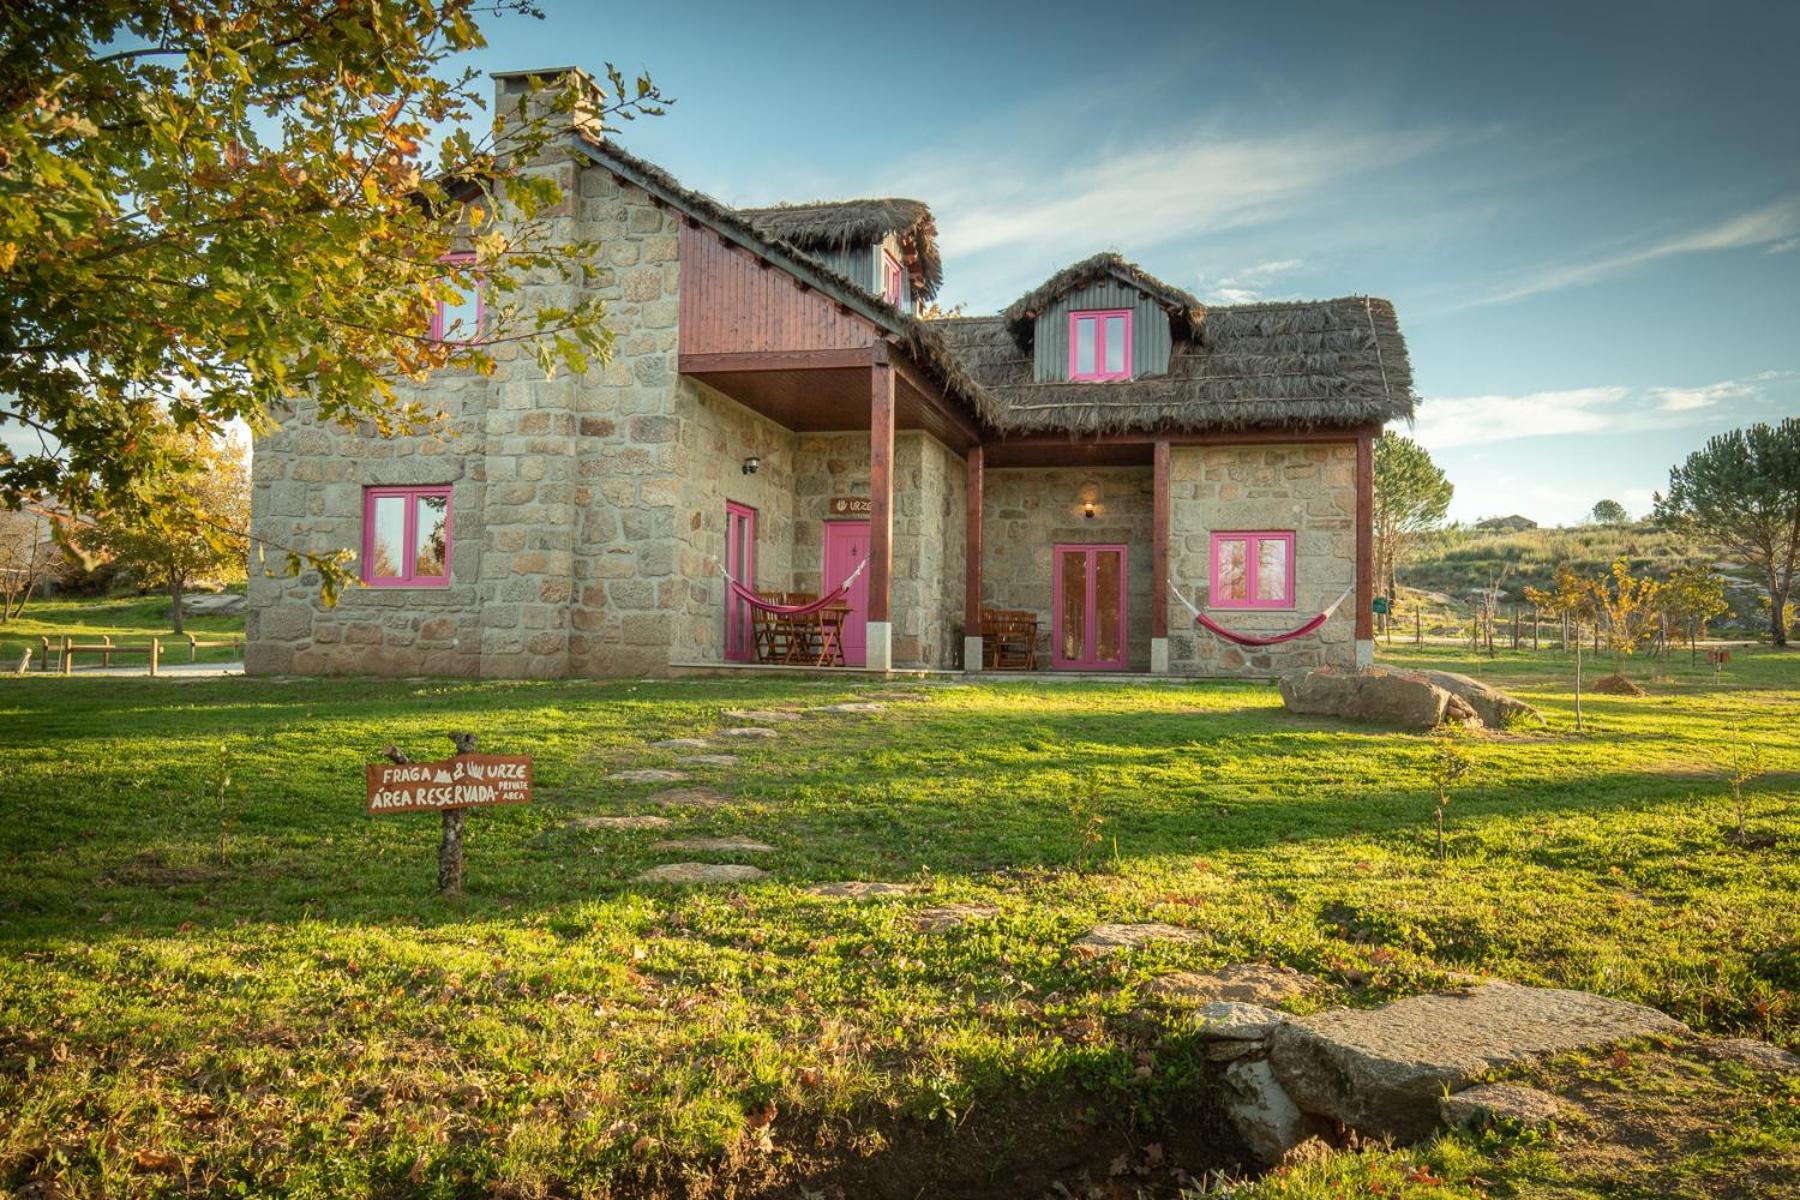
1771 583 1790 647
169 575 186 635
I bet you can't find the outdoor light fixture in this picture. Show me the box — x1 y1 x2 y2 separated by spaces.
742 455 760 475
1083 502 1096 520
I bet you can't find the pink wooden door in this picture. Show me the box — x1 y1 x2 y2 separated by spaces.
823 520 870 667
1052 544 1128 670
724 502 756 662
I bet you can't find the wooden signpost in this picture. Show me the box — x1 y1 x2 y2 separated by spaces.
369 733 531 895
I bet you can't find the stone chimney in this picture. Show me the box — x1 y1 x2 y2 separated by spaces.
491 66 605 147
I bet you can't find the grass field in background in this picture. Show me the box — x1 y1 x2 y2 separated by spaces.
0 594 245 670
1 647 1795 1196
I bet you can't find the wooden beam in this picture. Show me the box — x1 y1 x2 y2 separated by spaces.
1355 432 1375 645
869 360 896 627
984 423 1381 453
965 445 984 637
1152 439 1170 640
679 348 875 375
885 341 982 449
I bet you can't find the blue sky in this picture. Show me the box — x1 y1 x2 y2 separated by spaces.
461 0 1799 524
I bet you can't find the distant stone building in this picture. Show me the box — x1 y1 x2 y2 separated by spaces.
246 67 1416 679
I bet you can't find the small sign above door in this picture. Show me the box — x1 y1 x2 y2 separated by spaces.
828 496 872 516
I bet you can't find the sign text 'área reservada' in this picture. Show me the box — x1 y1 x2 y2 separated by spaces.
366 753 532 815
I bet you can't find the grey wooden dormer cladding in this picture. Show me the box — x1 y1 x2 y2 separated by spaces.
1033 279 1173 383
809 233 912 312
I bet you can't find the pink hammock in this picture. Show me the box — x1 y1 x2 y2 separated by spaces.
722 556 869 617
1168 583 1354 647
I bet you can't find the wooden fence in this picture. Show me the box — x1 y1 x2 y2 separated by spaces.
36 633 244 675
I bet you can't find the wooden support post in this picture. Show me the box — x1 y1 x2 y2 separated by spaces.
1354 433 1375 666
101 634 112 668
61 635 72 675
40 635 51 671
188 634 199 663
1415 609 1422 645
963 444 983 672
866 348 895 671
149 637 160 677
380 733 478 896
1151 439 1171 673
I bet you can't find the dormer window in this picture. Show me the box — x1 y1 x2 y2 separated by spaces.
1069 309 1132 381
881 251 905 306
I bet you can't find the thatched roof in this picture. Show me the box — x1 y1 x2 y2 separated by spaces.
1002 252 1205 343
931 295 1415 436
739 199 942 300
573 137 1414 439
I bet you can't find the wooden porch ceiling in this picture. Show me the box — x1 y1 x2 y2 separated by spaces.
679 347 980 454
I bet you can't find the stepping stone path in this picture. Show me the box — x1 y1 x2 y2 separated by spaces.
1072 922 1207 954
609 769 686 784
1705 1037 1800 1074
716 726 779 739
569 815 671 831
676 754 738 767
911 903 997 932
650 737 712 751
1194 1001 1287 1047
807 881 914 900
636 863 767 884
809 702 885 715
651 837 773 853
1267 983 1689 1143
1438 1083 1566 1131
1140 963 1320 1007
649 787 733 808
724 709 803 723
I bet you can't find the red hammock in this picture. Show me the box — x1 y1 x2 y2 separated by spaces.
722 557 869 617
1168 583 1354 647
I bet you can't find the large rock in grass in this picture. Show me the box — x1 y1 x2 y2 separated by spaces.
1278 666 1477 730
1268 983 1687 1142
1417 670 1542 727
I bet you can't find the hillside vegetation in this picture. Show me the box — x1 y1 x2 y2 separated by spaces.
1396 522 1770 631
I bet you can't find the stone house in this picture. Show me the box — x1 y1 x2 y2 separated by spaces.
246 67 1416 678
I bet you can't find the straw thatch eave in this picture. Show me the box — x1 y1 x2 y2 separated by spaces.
739 199 943 301
1002 252 1205 345
932 295 1414 436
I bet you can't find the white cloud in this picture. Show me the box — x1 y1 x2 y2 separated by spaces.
903 125 1446 269
1199 258 1306 304
1408 372 1789 451
1463 195 1800 308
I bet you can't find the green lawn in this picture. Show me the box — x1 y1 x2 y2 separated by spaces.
0 646 1795 1197
0 593 245 671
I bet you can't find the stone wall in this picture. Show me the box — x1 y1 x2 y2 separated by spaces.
981 467 1155 672
1168 443 1357 676
248 138 694 678
672 379 801 664
790 430 965 669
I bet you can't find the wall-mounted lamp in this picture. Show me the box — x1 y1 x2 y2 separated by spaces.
741 455 761 476
1083 501 1096 520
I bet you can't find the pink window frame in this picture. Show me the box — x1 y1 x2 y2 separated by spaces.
724 502 757 662
430 251 483 343
1208 530 1296 610
881 251 905 306
1051 543 1129 670
1068 309 1133 381
362 485 453 588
